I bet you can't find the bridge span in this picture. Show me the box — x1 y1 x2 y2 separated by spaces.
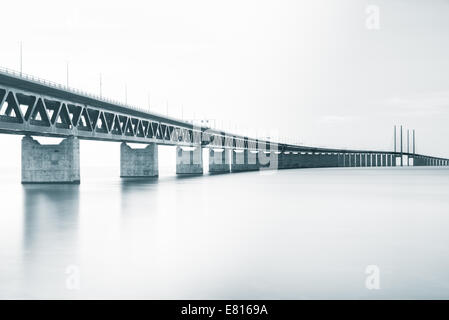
0 68 447 183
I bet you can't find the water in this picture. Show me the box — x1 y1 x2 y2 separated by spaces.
1 166 449 299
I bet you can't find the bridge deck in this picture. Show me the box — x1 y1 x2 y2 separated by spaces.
0 68 447 161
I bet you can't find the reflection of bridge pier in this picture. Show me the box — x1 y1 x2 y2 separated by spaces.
22 184 80 295
22 184 79 249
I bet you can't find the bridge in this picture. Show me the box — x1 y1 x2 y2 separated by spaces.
0 67 447 183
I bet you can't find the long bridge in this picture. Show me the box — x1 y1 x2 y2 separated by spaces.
0 67 447 183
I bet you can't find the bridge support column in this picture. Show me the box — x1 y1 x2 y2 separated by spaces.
278 152 289 169
120 142 158 177
413 156 421 166
209 149 230 173
337 154 343 167
21 135 80 184
281 152 299 169
176 146 203 174
367 154 372 167
231 149 259 172
393 156 398 166
376 154 381 167
361 154 366 167
381 154 387 167
343 153 351 167
326 153 340 167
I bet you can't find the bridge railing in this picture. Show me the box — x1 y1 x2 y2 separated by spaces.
0 65 171 121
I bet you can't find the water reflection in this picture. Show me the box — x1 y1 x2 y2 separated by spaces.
1 168 447 299
21 184 80 298
120 177 159 189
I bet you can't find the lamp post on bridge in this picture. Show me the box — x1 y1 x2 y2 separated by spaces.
407 129 410 166
400 125 403 167
99 73 102 98
19 41 23 76
394 125 396 153
413 129 415 156
66 61 69 88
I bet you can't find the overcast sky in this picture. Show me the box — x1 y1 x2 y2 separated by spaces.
1 0 448 168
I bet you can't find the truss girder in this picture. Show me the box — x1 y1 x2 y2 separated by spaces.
0 85 292 152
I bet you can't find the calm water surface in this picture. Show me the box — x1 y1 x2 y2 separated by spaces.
1 166 449 299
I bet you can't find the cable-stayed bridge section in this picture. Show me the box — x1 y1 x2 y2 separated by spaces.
0 68 447 183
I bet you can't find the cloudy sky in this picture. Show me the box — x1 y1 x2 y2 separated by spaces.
1 0 448 168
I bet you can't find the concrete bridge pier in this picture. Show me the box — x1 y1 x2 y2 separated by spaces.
343 154 349 167
381 154 387 167
231 149 259 172
376 154 381 167
355 154 361 167
289 152 299 169
414 156 422 166
279 152 296 169
367 154 372 167
257 142 280 170
21 135 80 184
328 153 340 167
391 155 396 167
257 150 279 170
277 152 288 169
176 146 203 174
120 142 158 177
337 153 344 167
338 153 346 167
348 154 354 167
209 149 230 173
361 154 366 167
